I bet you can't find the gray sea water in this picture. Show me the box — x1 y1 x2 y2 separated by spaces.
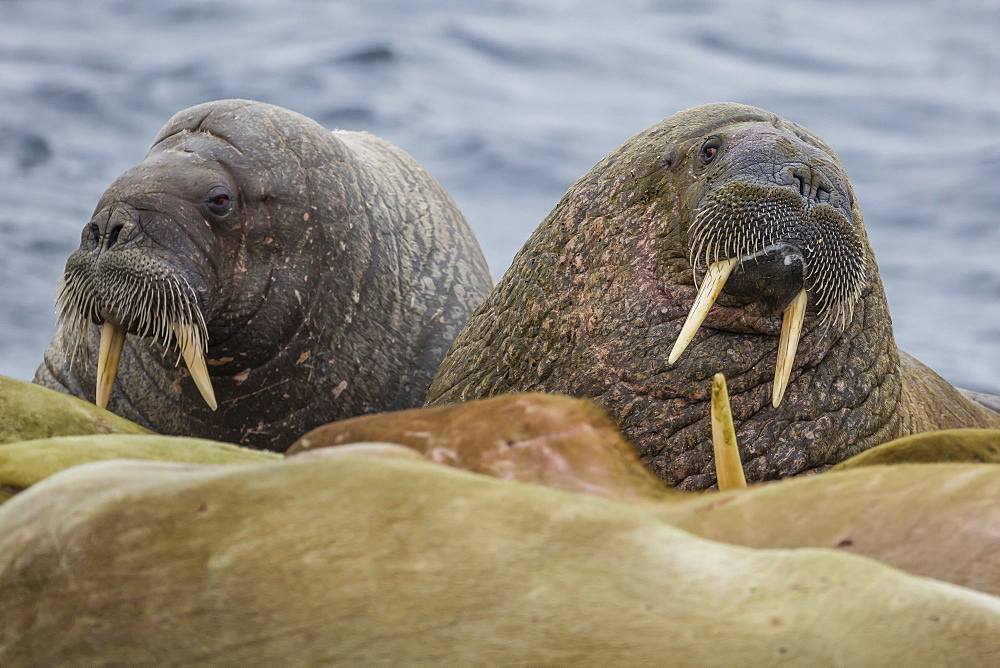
2 0 999 392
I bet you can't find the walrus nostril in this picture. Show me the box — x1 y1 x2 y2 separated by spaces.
106 222 123 250
793 172 807 196
791 168 834 203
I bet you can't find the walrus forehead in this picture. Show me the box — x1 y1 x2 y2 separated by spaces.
664 103 836 155
151 99 339 176
714 124 847 176
664 103 779 139
150 132 254 177
148 121 338 207
99 151 239 208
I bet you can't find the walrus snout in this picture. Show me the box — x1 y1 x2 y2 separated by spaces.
57 206 215 412
83 204 139 255
708 125 854 218
722 242 805 317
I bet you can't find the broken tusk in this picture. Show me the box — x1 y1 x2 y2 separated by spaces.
669 258 739 364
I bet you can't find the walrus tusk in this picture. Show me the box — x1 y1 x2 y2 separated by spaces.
96 322 127 409
711 373 747 490
772 289 808 408
172 322 218 411
669 258 739 364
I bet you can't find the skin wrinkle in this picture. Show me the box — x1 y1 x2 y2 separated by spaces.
108 336 166 430
230 260 330 422
358 145 407 322
190 103 253 153
382 142 440 300
264 115 311 204
213 163 313 366
204 188 281 348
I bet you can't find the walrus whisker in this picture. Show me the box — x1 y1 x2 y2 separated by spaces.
56 257 213 410
669 258 738 364
56 269 101 368
711 373 747 490
773 289 808 407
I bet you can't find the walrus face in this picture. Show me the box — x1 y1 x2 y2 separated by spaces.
667 123 868 406
56 139 254 411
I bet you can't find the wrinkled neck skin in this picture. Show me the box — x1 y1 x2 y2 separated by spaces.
428 103 1000 489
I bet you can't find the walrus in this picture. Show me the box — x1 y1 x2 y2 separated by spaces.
35 99 493 450
427 102 1000 489
2 379 997 597
2 453 999 663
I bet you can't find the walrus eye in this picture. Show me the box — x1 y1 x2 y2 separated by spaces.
205 186 234 217
701 137 722 164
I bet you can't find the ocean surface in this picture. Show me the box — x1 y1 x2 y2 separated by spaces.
2 0 999 392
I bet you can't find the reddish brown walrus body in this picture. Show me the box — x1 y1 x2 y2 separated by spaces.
427 103 1000 489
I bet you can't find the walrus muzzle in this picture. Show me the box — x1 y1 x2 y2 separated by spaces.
56 216 214 411
670 182 867 406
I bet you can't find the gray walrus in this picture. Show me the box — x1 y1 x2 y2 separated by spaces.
427 102 1000 489
36 99 493 451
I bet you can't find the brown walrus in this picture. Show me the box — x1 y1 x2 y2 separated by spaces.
34 99 493 451
427 102 1000 489
289 391 674 505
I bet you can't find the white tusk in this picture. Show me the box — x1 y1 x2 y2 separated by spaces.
711 373 747 490
772 289 808 408
96 322 127 409
669 258 739 364
172 322 218 411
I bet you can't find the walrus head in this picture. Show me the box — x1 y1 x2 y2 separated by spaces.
667 116 868 406
56 144 231 410
53 104 303 412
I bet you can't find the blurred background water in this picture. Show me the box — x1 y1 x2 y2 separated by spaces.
1 0 999 392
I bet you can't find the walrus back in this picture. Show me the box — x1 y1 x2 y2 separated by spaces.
327 129 493 409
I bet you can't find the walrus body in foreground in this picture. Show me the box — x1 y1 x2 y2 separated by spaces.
427 102 1000 489
1 453 998 664
35 99 493 450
